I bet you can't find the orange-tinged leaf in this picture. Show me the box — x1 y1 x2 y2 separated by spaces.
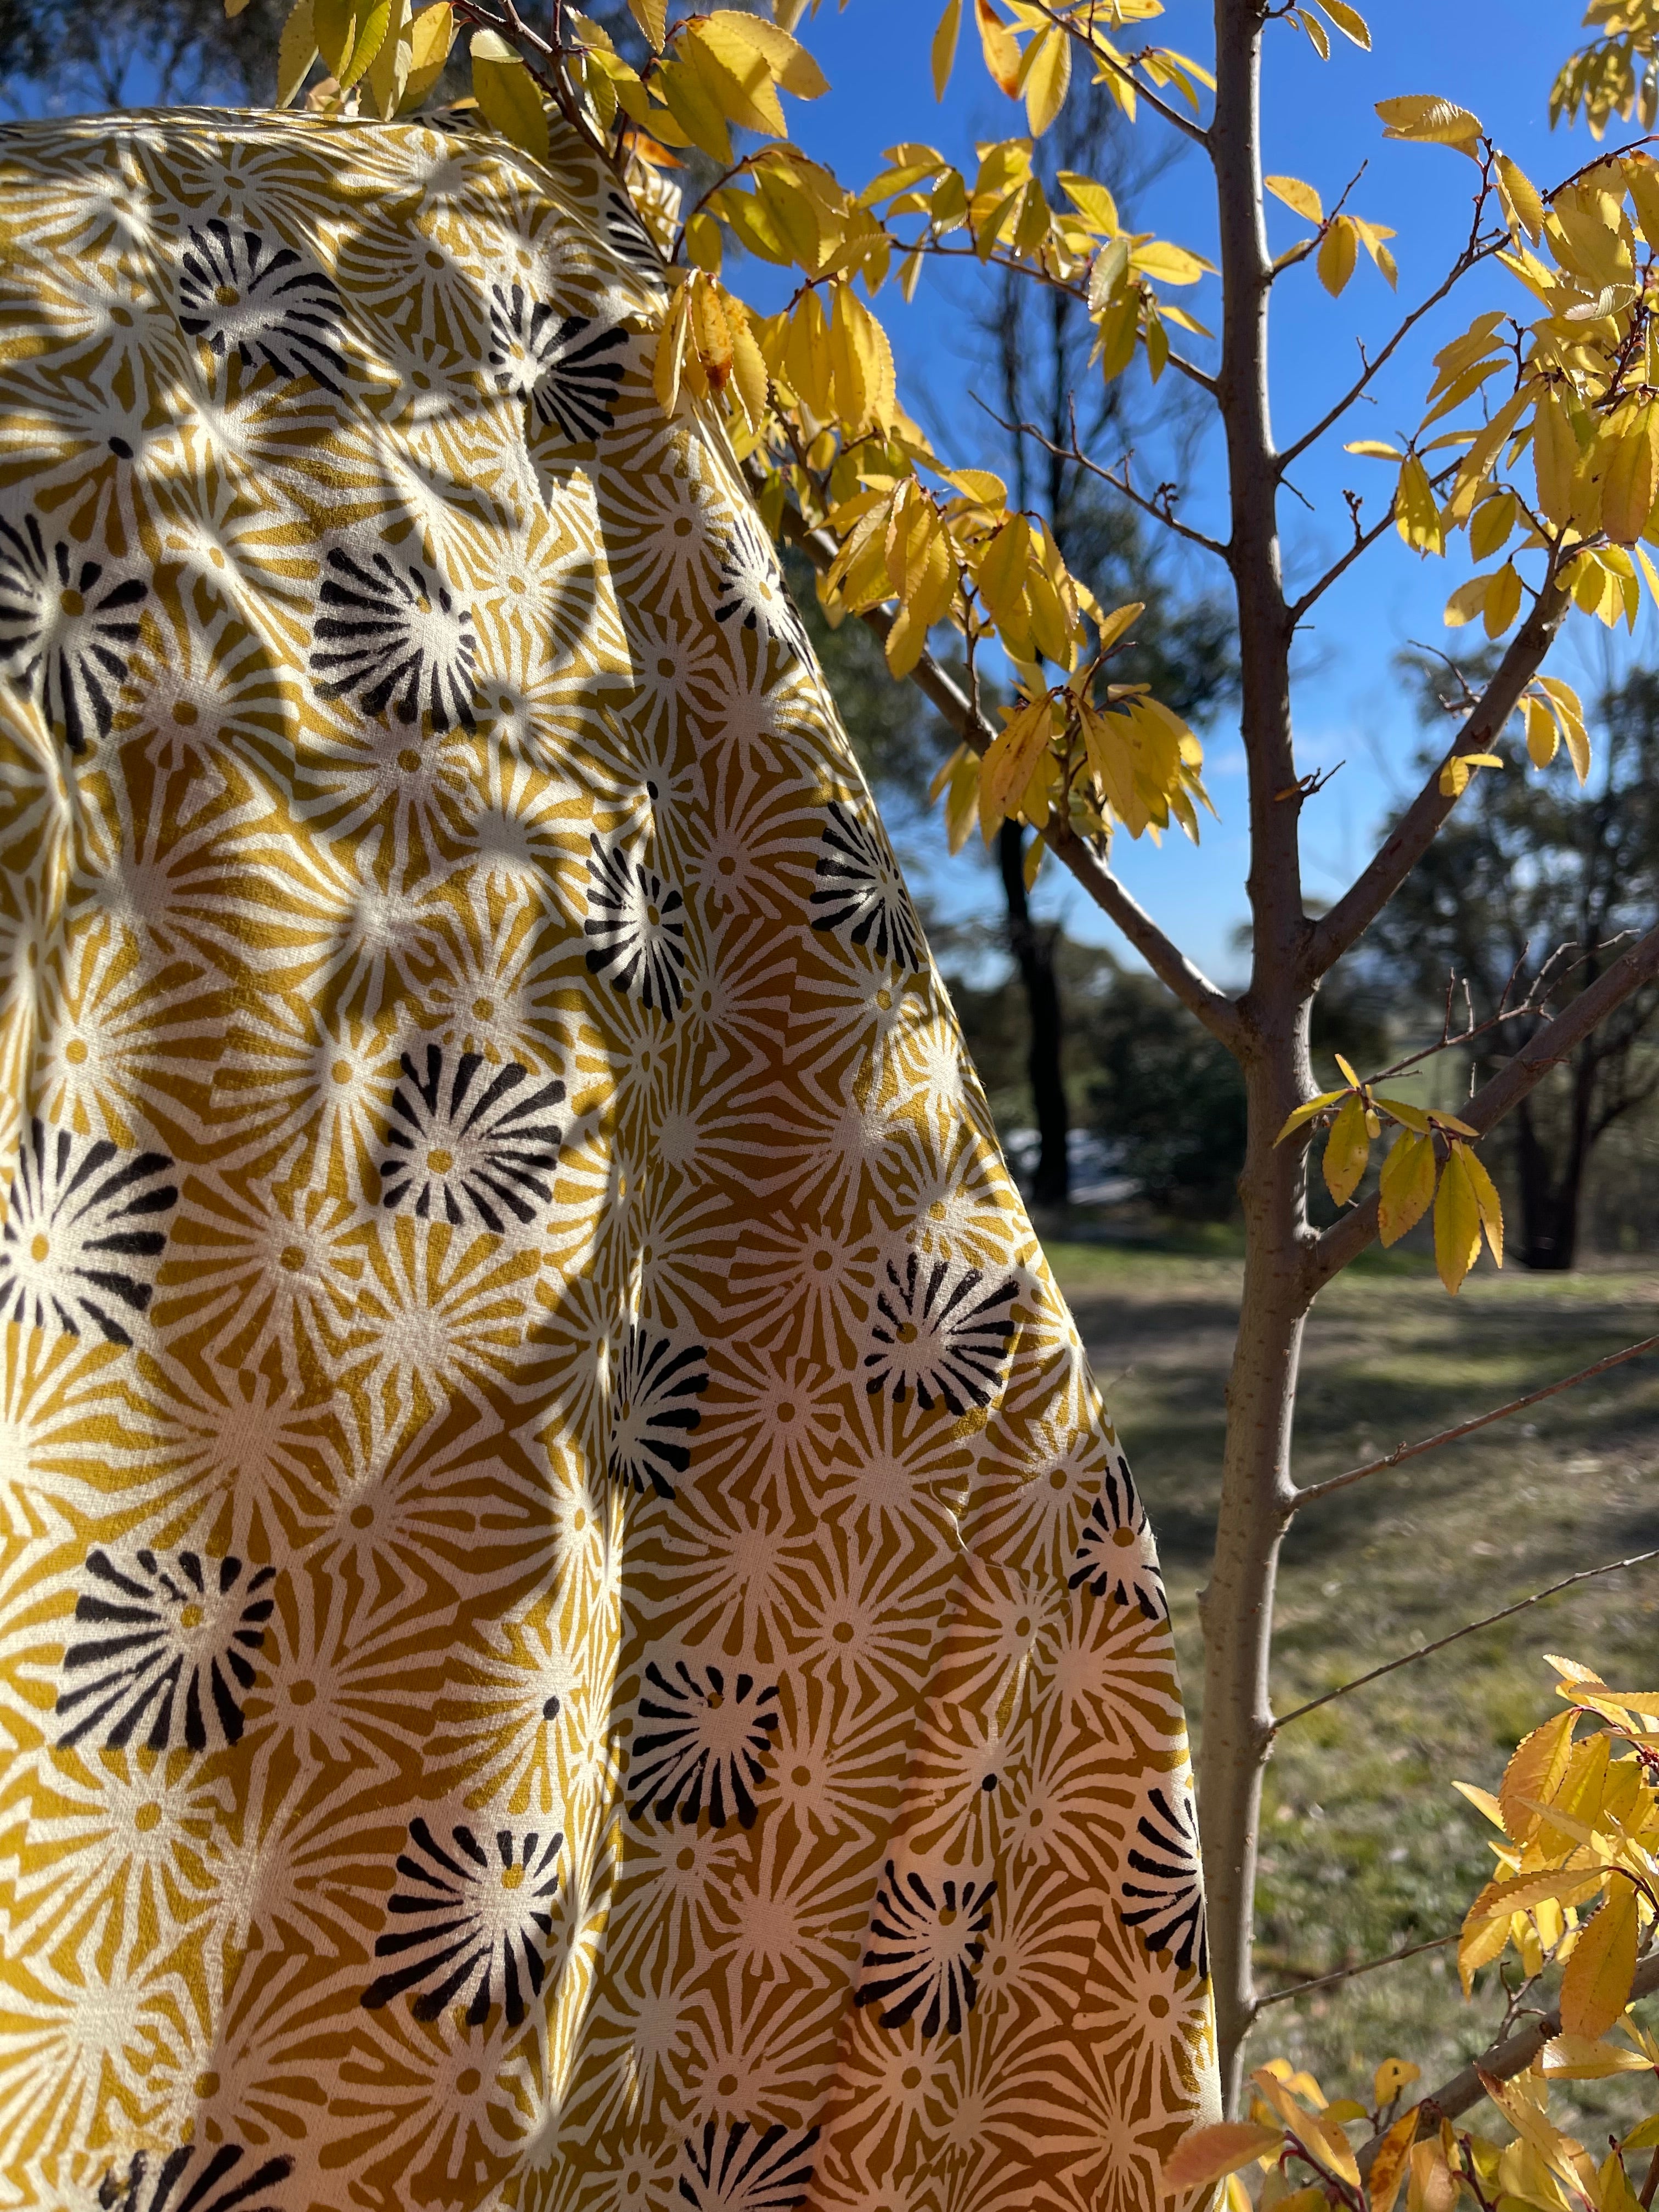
1161 2123 1284 2193
1501 1709 1576 1842
974 0 1021 97
1559 1882 1639 2041
1368 2107 1420 2212
930 0 961 99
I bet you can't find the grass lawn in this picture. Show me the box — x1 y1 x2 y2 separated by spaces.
1047 1239 1659 2123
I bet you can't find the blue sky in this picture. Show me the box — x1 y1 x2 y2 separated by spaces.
766 0 1643 985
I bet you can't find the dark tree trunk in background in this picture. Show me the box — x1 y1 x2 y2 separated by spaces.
1514 1090 1585 1271
998 820 1069 1207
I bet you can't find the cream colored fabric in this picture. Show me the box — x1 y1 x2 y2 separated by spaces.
0 110 1215 2212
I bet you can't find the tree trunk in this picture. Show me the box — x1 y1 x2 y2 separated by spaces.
1514 1096 1580 1269
1197 0 1314 2111
998 819 1070 1209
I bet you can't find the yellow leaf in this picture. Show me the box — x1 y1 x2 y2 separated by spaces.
712 10 827 99
682 16 786 138
312 0 356 75
398 2 454 110
1470 489 1516 561
1094 599 1143 653
1023 26 1069 136
1483 561 1521 639
728 304 769 428
1533 391 1579 530
1523 693 1558 768
1058 171 1119 235
653 282 693 416
276 0 318 104
1375 92 1483 153
1434 1146 1481 1291
1162 2123 1285 2193
974 0 1021 98
1496 152 1545 241
1501 1708 1576 1843
976 512 1030 625
1266 173 1323 222
1374 2058 1420 2109
1443 573 1489 629
627 0 665 49
657 52 732 163
363 0 410 114
1378 1131 1435 1246
1323 1093 1370 1206
1318 0 1369 47
1458 1143 1503 1264
1560 1882 1639 2041
979 696 1052 838
930 0 960 99
1395 453 1444 556
685 210 723 272
1317 215 1358 296
471 27 549 158
1601 403 1659 545
1368 2107 1420 2212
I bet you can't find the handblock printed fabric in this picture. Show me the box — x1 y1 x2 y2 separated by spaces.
0 111 1216 2212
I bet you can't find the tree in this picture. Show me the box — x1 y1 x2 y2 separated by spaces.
233 0 1659 2143
1370 654 1659 1271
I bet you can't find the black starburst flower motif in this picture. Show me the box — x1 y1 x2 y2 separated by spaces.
0 511 147 753
176 218 346 390
606 1324 708 1499
379 1045 565 1232
855 1860 996 2036
362 1817 562 2028
1121 1783 1208 1977
98 2142 294 2212
808 803 923 971
603 189 662 272
628 1657 780 1829
487 285 628 442
863 1252 1017 1415
678 2121 821 2212
584 834 687 1013
0 1118 176 1346
309 545 477 732
712 505 810 663
1068 1452 1169 1622
56 1547 276 1752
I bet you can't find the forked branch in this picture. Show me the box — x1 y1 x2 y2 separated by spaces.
1357 1955 1659 2177
770 494 1245 1047
1300 573 1572 985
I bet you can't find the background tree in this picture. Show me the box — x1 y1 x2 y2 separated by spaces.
1369 653 1659 1271
228 0 1659 2148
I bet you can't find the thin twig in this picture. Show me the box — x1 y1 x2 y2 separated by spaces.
1290 1334 1659 1515
1028 0 1211 150
1272 1548 1659 1734
981 399 1231 560
1278 233 1505 475
1254 1931 1458 2013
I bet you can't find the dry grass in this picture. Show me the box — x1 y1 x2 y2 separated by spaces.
1048 1239 1659 2120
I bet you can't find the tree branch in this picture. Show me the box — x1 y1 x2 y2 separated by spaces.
1299 574 1571 985
770 495 1245 1047
1277 235 1504 475
1304 914 1659 1293
981 402 1231 560
1289 1333 1659 1515
1271 1546 1659 1735
1358 1954 1659 2179
1254 1931 1458 2014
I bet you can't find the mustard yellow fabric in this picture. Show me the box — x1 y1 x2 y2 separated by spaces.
0 110 1215 2212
